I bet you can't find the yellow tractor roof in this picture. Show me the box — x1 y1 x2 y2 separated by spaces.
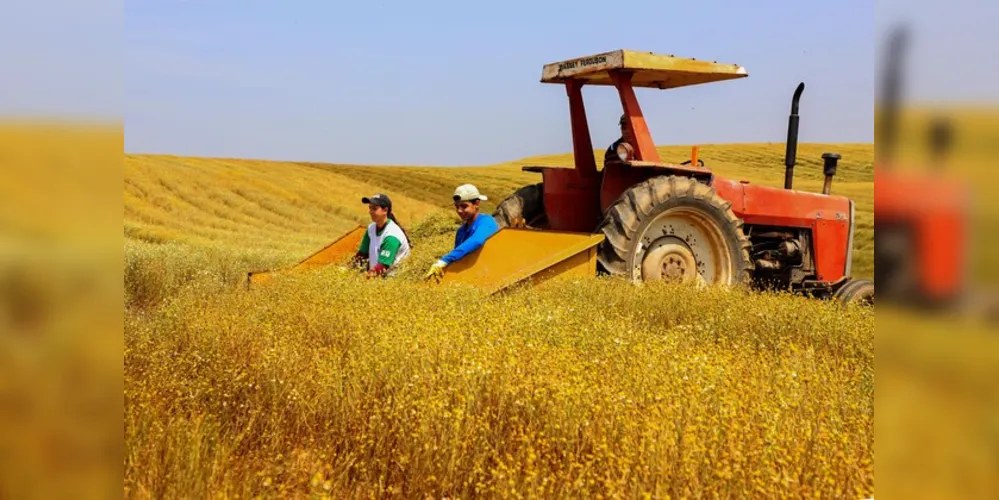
541 49 748 89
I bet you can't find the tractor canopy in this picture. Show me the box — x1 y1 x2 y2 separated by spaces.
541 49 748 89
527 49 746 200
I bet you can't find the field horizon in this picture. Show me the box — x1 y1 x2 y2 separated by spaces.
125 140 873 167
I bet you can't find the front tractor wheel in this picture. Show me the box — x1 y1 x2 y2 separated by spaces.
596 176 753 287
833 278 874 306
493 182 549 229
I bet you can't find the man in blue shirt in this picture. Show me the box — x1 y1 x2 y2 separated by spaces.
424 184 500 281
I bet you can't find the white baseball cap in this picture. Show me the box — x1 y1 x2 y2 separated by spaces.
452 184 487 202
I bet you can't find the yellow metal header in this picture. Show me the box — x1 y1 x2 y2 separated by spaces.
541 49 748 89
246 225 365 288
438 228 605 295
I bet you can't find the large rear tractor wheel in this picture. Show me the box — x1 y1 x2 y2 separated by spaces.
493 183 549 229
833 278 874 306
596 176 753 287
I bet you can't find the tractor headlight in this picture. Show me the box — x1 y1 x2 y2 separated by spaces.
616 142 634 162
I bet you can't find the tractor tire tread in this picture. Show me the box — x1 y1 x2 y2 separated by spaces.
493 183 545 229
834 278 874 305
631 181 656 217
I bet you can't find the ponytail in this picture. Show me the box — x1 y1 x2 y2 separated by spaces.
387 211 413 248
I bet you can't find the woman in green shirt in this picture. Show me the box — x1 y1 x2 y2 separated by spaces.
352 193 412 278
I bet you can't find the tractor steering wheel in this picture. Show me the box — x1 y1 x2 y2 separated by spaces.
680 159 706 167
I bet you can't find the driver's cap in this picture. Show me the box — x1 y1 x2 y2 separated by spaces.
452 184 487 202
361 193 392 209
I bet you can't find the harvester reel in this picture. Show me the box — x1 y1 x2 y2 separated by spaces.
597 176 753 287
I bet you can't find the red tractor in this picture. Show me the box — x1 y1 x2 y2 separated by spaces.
491 49 872 304
873 26 969 308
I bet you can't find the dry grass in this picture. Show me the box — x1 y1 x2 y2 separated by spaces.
123 143 874 498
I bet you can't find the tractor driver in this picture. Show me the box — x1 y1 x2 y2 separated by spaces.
604 113 636 166
424 184 500 281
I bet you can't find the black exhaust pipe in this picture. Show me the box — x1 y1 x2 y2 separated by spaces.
784 82 805 189
877 25 907 166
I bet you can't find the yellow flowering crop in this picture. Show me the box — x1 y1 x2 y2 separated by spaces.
125 252 873 498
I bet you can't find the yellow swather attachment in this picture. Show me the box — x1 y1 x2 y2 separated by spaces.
247 225 366 288
438 228 605 295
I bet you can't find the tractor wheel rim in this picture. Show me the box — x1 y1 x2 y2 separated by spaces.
631 207 733 284
642 240 698 282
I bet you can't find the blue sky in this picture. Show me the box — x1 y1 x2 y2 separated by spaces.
124 0 876 165
0 1 119 119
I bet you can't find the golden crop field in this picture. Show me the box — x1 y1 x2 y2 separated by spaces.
124 143 874 498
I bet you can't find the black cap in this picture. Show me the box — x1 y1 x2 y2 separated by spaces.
361 193 392 209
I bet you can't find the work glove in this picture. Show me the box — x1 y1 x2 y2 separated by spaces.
424 259 447 282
